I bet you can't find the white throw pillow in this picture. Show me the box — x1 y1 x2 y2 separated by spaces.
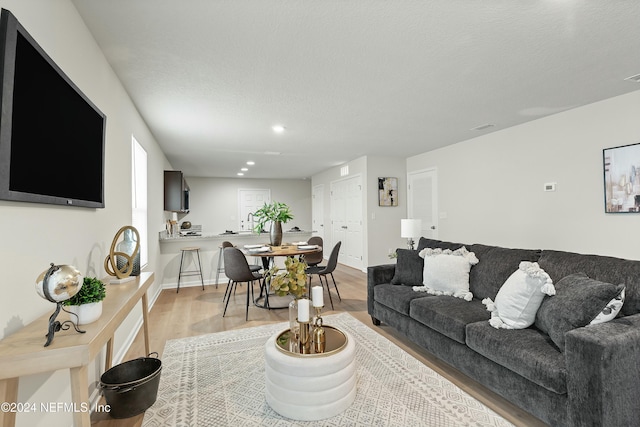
589 288 625 325
412 247 478 301
482 261 555 329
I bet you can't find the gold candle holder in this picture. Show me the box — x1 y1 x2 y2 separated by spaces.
312 306 325 353
313 316 326 353
297 319 311 353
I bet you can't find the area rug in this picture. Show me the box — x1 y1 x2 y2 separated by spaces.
142 312 513 427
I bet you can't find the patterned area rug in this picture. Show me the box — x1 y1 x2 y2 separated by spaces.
142 312 513 427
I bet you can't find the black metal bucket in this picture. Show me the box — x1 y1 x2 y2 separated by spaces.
100 353 162 418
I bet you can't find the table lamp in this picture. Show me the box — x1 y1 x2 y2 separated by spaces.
401 219 422 250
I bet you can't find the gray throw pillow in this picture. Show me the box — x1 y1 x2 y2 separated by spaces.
534 272 625 351
390 249 424 286
417 237 466 252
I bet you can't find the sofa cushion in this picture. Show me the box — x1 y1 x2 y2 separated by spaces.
417 237 466 251
410 297 489 344
469 244 542 301
483 261 555 329
374 283 433 316
466 321 567 394
538 250 640 316
535 272 625 350
389 249 423 286
413 247 478 300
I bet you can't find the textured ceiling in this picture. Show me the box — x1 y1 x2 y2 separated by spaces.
71 0 640 179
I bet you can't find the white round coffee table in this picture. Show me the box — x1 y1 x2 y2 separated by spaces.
264 326 357 421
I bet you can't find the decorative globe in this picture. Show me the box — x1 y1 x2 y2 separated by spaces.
35 264 84 303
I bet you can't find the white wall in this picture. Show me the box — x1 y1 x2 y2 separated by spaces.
366 156 407 266
182 177 312 234
407 90 640 260
0 1 170 426
311 155 407 268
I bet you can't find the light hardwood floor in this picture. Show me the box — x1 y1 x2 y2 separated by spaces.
91 264 547 427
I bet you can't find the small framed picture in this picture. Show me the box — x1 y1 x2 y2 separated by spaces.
378 177 398 206
603 142 640 213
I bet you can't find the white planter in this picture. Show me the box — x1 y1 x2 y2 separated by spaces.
68 301 103 325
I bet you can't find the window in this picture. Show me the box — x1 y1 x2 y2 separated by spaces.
132 136 148 267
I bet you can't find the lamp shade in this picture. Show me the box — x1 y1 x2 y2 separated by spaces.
401 219 422 238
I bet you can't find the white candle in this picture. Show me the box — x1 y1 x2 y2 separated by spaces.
297 298 310 322
312 286 324 308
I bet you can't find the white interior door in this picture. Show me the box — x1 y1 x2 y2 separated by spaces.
330 180 346 255
345 176 363 269
238 189 271 231
312 184 325 243
407 169 438 239
330 175 363 270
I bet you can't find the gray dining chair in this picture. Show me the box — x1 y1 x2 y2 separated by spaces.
301 236 323 267
306 241 341 310
223 241 261 272
222 247 264 321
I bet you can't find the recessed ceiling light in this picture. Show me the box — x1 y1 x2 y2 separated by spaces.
272 125 285 133
241 167 248 171
237 172 244 176
246 161 255 165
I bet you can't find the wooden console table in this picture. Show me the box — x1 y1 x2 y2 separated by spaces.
0 271 154 427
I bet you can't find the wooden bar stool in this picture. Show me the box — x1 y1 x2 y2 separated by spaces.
177 247 205 293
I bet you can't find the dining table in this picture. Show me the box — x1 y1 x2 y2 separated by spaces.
243 243 322 309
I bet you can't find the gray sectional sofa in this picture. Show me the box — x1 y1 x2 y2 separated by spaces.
367 237 640 426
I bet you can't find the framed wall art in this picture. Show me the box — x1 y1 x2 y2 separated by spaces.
378 177 398 206
603 142 640 213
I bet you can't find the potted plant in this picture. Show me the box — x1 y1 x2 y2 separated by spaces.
253 201 294 246
63 276 107 325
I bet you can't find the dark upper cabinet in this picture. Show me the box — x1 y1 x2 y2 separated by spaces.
164 170 190 212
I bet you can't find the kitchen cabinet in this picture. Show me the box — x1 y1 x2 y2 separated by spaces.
164 170 190 212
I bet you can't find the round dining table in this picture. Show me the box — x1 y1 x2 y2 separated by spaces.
244 244 322 309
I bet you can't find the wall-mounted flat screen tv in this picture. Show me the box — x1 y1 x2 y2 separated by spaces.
0 9 106 208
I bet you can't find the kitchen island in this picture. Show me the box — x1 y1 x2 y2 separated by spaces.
159 230 314 289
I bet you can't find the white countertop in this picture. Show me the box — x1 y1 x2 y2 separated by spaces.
159 230 313 243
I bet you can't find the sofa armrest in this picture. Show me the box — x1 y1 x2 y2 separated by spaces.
565 313 640 426
367 264 396 316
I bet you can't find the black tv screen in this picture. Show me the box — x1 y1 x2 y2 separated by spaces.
0 9 106 208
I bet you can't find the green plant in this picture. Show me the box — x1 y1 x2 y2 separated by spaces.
267 256 308 298
63 277 106 306
253 201 294 233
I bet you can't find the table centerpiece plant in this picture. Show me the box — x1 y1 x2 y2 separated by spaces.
63 276 107 325
252 201 294 246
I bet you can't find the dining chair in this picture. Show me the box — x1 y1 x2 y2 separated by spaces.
301 236 323 267
223 241 261 272
306 241 341 310
222 247 264 321
219 241 261 295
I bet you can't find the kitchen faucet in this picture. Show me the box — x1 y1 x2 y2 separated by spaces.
247 212 254 231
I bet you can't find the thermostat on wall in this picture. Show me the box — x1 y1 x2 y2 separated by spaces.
544 182 557 192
